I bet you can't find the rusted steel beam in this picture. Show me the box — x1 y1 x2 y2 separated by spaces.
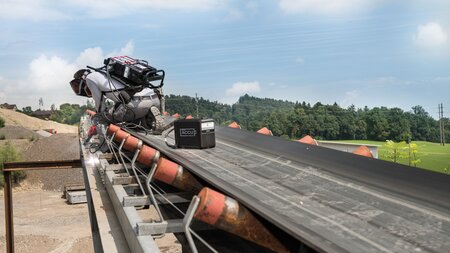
3 158 83 253
4 171 14 253
3 159 81 172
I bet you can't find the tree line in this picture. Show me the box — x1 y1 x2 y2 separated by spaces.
165 94 449 142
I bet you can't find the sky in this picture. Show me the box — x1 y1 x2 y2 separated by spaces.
0 0 449 118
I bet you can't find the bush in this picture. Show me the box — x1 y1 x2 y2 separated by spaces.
0 141 24 187
0 116 4 128
0 134 5 140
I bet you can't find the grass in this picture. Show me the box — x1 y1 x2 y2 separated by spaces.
326 140 450 174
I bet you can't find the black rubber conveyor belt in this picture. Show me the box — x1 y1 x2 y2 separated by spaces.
129 126 450 253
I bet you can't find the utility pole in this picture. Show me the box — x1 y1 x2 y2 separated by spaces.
438 103 445 146
195 93 199 118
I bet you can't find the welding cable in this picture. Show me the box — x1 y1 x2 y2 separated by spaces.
164 126 176 148
89 138 105 153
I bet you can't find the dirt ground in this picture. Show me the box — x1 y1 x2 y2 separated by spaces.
0 108 77 133
0 190 94 253
0 116 92 252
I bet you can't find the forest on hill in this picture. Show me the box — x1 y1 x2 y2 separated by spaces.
165 94 450 142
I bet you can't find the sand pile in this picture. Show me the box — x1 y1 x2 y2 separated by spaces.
22 133 83 191
0 108 77 133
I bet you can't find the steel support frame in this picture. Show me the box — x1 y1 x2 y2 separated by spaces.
3 159 82 253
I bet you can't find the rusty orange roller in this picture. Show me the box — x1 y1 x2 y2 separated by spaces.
107 124 121 136
153 157 202 193
297 135 318 145
352 145 373 158
113 129 129 143
136 145 160 167
123 135 140 152
194 187 290 253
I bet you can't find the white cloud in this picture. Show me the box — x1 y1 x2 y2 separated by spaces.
0 0 226 20
75 47 105 68
0 0 68 21
29 55 78 91
413 22 448 48
0 41 135 109
226 81 261 96
278 0 383 15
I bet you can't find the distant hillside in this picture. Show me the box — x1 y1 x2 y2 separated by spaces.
0 108 77 133
165 94 232 124
165 94 449 142
231 94 295 130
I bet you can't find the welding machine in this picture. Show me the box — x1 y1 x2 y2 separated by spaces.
174 118 215 149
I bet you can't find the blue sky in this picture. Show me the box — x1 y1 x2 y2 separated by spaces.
0 0 449 118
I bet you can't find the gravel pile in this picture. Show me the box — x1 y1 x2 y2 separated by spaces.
23 133 84 191
0 125 41 140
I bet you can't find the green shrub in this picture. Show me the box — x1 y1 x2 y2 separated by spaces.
0 141 24 187
0 134 5 140
0 116 4 128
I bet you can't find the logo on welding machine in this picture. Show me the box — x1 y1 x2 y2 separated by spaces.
180 128 197 137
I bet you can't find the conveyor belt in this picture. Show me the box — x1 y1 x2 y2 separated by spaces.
129 126 450 253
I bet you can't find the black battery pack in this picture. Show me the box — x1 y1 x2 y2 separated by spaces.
104 56 165 88
174 118 215 149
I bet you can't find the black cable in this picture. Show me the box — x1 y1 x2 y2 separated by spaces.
89 138 105 153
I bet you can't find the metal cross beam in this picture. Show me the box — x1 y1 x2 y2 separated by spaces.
3 159 81 253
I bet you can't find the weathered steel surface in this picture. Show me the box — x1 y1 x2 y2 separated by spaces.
3 159 81 172
129 126 450 253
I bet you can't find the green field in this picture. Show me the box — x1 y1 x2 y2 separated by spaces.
326 140 450 174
